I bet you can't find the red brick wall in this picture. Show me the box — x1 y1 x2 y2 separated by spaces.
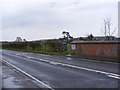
73 43 119 58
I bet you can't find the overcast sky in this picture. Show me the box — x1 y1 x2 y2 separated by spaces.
0 0 119 41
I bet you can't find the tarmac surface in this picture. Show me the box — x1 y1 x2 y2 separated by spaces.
2 63 39 88
1 49 120 88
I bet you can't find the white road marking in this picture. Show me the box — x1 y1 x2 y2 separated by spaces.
108 75 120 79
3 52 120 80
24 56 120 80
67 57 72 60
2 59 54 90
50 62 58 65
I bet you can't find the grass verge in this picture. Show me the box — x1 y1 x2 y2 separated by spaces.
2 48 67 56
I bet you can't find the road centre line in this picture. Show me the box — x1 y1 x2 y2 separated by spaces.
15 54 120 80
3 52 120 80
2 59 54 90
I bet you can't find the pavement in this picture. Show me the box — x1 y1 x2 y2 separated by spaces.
1 49 120 88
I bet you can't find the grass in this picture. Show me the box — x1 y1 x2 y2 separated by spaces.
2 43 72 56
2 48 67 56
67 43 71 54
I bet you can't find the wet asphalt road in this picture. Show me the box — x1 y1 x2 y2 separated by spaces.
1 49 120 88
2 63 39 88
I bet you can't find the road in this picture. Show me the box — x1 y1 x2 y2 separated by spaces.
2 63 39 88
1 49 120 88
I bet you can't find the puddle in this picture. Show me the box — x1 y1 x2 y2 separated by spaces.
3 76 21 88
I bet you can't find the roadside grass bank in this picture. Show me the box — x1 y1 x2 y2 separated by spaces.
2 48 67 55
1 42 72 55
1 41 73 56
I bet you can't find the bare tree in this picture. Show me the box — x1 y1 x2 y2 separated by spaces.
102 17 116 37
104 19 107 37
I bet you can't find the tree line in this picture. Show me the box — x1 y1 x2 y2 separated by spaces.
2 40 62 52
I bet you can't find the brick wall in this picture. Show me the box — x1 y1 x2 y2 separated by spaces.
71 41 120 60
80 44 118 57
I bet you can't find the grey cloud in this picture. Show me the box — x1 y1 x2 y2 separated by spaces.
2 1 118 41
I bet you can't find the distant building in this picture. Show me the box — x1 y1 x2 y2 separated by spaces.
92 36 106 41
93 36 117 41
71 36 117 41
15 37 22 42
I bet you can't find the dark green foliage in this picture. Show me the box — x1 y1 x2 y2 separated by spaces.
2 40 62 53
